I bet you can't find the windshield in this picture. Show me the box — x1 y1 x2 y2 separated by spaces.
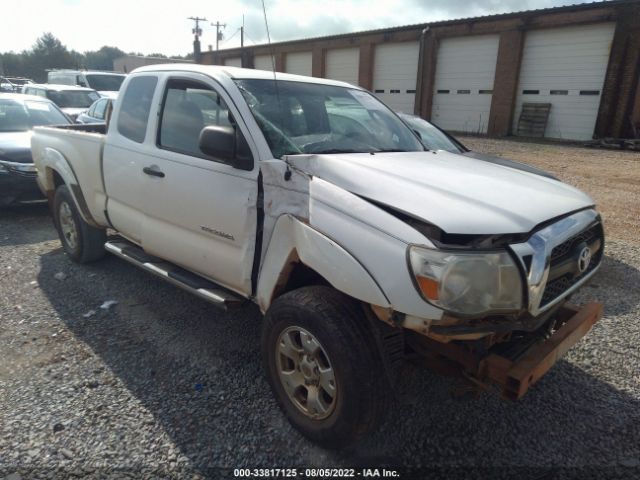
234 79 424 158
47 90 100 109
398 113 466 153
86 74 125 91
0 99 70 132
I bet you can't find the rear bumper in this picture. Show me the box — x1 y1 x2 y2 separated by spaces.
479 302 602 400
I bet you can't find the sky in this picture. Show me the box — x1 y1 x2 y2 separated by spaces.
2 0 592 57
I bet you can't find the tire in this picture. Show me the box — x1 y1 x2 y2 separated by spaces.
262 285 389 448
53 185 106 263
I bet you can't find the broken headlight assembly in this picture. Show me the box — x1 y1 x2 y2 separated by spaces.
408 246 523 316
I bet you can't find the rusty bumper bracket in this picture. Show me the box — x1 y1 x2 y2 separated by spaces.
478 302 603 400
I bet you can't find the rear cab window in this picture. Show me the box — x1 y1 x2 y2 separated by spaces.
117 76 158 143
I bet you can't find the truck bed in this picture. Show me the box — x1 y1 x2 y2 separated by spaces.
31 124 110 227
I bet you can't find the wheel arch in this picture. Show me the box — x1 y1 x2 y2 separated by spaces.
38 148 100 228
256 215 390 313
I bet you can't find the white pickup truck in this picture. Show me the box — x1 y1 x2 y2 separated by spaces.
32 64 604 447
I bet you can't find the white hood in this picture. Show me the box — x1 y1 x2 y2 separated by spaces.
287 150 594 235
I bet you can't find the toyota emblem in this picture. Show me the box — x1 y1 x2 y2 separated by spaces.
577 246 592 273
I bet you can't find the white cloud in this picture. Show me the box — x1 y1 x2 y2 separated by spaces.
2 0 581 55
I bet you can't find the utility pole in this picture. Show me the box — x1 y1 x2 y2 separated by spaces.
211 21 227 51
241 15 244 49
239 16 245 68
188 16 207 63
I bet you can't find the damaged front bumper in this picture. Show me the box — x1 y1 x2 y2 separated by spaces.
405 302 603 400
479 302 602 400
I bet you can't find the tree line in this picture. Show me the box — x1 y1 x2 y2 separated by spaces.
0 33 192 82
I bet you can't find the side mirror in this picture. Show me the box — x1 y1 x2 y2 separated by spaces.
199 125 253 171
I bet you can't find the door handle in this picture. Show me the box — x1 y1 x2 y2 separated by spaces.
143 166 165 178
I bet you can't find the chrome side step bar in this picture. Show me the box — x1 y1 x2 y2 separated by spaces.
104 240 245 310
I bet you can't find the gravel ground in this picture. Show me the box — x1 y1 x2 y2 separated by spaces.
1 140 639 479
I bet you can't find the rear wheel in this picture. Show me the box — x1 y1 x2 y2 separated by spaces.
53 185 106 263
262 286 388 447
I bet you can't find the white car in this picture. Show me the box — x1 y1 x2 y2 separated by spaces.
76 92 117 124
23 84 100 121
31 65 604 446
47 69 125 97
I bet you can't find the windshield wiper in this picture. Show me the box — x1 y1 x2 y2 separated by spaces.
309 148 362 154
373 149 411 153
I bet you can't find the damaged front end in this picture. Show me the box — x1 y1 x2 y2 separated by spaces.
403 302 602 400
373 208 605 399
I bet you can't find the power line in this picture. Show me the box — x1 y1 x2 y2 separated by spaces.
220 27 241 46
243 32 260 46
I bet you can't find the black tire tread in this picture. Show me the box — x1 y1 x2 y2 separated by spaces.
53 185 106 263
263 285 389 447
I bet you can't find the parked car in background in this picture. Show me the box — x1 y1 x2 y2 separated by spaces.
47 70 126 96
22 84 100 121
0 93 72 205
75 93 116 124
0 77 16 93
397 112 557 179
7 77 34 92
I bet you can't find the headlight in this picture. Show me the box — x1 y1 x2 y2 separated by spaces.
408 246 523 316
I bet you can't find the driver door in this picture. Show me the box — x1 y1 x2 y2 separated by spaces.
140 74 259 296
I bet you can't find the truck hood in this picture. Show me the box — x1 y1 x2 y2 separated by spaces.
0 131 33 164
461 151 558 180
288 150 594 235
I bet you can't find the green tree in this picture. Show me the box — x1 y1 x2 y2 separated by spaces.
0 52 26 77
84 46 126 70
25 33 77 81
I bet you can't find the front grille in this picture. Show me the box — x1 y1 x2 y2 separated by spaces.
550 223 600 263
540 222 604 306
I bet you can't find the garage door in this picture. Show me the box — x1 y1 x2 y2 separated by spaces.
223 57 242 67
372 42 419 114
254 54 274 71
285 52 312 76
325 48 359 86
513 23 615 140
431 35 500 134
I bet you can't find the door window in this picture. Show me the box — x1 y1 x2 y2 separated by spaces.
158 79 233 158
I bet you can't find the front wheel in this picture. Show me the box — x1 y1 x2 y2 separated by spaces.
53 185 106 263
262 286 389 447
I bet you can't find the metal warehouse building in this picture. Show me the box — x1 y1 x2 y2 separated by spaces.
200 0 640 141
